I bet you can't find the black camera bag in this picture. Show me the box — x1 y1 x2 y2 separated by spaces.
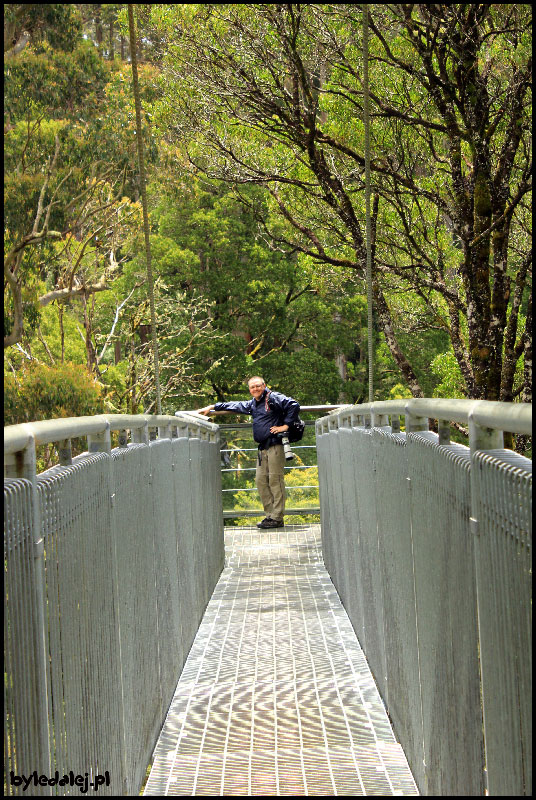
286 417 305 443
265 390 305 443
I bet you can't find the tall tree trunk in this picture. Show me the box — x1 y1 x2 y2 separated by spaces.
447 299 475 396
81 295 100 375
500 252 531 401
109 18 114 60
94 5 103 54
523 289 532 404
58 303 65 364
513 292 532 455
129 320 137 414
373 281 424 397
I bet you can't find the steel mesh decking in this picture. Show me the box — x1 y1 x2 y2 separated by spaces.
144 525 418 796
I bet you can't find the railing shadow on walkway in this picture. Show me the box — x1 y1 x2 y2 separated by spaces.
143 523 420 797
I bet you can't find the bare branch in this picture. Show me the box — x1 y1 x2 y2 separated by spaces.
97 288 137 364
32 135 61 236
38 280 110 307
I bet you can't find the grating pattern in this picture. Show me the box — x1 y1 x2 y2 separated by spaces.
144 525 418 796
406 432 483 796
472 450 532 796
315 419 532 797
4 433 224 797
38 455 125 795
4 479 46 792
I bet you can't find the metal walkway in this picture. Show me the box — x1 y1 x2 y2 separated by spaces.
144 525 418 796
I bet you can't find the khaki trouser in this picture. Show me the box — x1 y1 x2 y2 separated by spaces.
255 444 286 521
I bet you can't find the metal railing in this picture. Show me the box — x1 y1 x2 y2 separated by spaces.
211 405 342 520
316 398 532 797
4 413 224 797
4 399 531 796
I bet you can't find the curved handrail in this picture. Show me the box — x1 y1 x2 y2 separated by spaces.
318 398 532 433
4 400 531 458
4 412 219 456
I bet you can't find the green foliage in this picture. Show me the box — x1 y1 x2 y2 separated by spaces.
431 351 466 399
149 3 531 403
4 362 104 426
98 362 131 413
389 384 413 401
142 177 377 406
5 3 530 432
5 4 83 54
259 350 342 405
231 465 320 527
33 304 88 364
5 119 83 234
4 40 109 124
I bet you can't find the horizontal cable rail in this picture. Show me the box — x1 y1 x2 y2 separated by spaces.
215 406 339 521
223 485 318 492
316 398 532 796
221 445 317 453
222 464 315 472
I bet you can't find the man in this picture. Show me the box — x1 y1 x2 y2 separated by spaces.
198 377 300 528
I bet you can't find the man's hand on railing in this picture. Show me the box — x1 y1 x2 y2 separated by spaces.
197 405 215 416
194 406 230 416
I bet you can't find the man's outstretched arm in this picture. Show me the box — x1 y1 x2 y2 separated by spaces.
197 400 252 416
197 405 221 416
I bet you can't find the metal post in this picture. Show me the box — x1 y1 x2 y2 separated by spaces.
468 419 503 453
87 423 112 454
374 413 390 428
438 421 451 446
176 422 189 439
105 430 129 793
158 423 171 440
57 438 73 466
132 421 150 445
467 409 505 797
405 411 428 434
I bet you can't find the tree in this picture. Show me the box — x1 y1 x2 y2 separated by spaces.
368 4 532 401
4 22 154 356
4 361 104 425
4 4 83 57
144 174 364 405
150 3 531 401
4 123 141 350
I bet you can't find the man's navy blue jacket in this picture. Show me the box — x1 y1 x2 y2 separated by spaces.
214 389 300 449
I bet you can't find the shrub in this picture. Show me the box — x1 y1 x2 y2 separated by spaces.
4 362 104 426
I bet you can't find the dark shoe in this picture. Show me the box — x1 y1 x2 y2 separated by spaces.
261 518 284 528
256 517 272 528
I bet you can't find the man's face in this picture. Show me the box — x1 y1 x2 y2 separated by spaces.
248 379 266 400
